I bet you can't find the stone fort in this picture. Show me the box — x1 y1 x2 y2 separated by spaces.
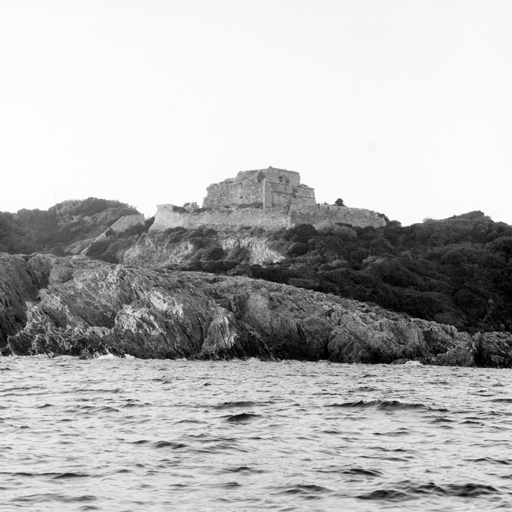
203 167 316 209
150 167 386 231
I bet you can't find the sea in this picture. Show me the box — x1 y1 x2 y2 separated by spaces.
1 356 511 511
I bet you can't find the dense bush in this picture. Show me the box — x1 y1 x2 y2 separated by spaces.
65 198 138 218
284 223 318 244
201 245 226 261
0 198 140 255
226 215 512 334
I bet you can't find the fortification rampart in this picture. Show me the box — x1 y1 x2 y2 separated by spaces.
150 204 386 232
289 205 386 229
151 167 386 233
150 205 293 231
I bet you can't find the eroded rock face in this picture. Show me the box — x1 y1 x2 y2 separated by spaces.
0 253 40 346
1 252 512 366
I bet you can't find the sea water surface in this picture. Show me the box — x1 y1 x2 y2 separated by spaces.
1 357 512 511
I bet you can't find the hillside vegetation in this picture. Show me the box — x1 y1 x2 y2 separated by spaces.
264 212 512 334
87 211 512 335
0 198 139 255
2 200 511 337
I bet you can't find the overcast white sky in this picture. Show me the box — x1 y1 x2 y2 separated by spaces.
1 0 511 226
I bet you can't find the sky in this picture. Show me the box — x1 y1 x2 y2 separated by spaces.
1 0 511 226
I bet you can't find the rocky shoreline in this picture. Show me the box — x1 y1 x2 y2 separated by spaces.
1 252 511 366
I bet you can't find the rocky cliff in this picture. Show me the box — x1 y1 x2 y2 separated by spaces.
1 252 511 366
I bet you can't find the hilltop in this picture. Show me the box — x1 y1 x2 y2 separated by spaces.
151 167 387 232
0 198 142 255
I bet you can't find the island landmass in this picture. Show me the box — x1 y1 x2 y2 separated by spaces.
1 167 511 366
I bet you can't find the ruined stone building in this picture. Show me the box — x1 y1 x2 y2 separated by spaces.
150 167 387 232
203 167 316 209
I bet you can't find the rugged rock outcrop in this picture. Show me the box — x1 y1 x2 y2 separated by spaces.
1 252 512 366
120 230 285 268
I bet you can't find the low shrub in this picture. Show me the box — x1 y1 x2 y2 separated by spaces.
202 246 226 261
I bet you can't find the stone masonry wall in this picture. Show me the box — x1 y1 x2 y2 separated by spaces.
290 205 387 229
263 181 316 208
259 168 300 187
203 167 314 209
150 204 386 232
203 172 264 209
150 205 293 231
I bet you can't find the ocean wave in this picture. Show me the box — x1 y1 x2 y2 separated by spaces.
274 483 333 496
10 493 97 504
326 400 428 411
3 358 512 511
342 467 383 477
357 481 500 501
151 441 188 450
214 400 271 409
225 412 261 423
223 465 265 474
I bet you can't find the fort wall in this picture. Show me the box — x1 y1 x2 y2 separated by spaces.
150 205 293 231
151 167 386 233
203 174 263 209
263 180 316 208
289 205 386 229
150 204 386 233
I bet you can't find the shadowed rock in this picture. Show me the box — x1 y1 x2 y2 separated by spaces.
1 252 512 366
